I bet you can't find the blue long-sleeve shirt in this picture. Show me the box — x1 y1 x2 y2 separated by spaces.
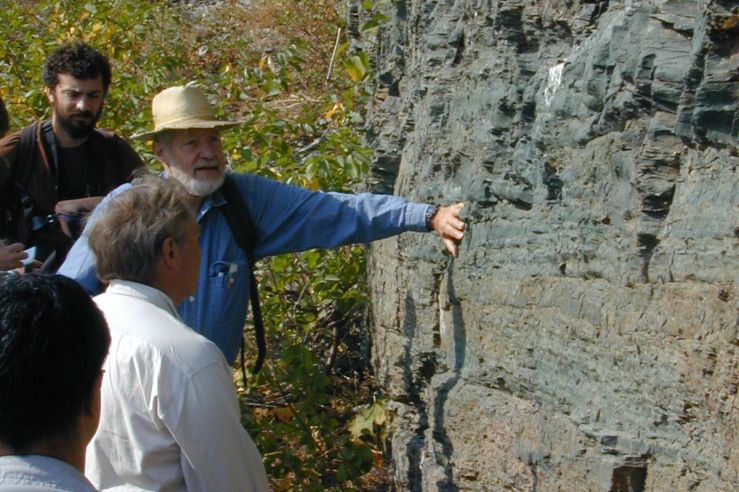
59 173 431 363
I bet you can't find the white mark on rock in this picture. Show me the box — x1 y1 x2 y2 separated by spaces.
543 62 565 109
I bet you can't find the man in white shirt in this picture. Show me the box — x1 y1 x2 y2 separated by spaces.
85 177 269 491
0 274 110 491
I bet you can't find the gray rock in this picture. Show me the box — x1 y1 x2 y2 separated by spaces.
351 0 738 489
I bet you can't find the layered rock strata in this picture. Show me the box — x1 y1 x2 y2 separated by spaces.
352 0 738 490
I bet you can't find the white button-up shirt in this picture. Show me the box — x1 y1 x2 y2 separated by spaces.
86 280 269 491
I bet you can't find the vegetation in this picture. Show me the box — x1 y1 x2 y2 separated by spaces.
1 0 388 489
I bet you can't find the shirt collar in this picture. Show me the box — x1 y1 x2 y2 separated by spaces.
196 185 227 221
105 280 180 318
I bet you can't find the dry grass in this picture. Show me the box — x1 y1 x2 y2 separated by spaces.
182 0 343 95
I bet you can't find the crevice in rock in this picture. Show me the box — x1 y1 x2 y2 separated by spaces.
494 4 528 52
451 32 465 66
635 124 680 282
510 198 534 211
609 462 648 492
543 162 563 202
641 186 675 220
634 54 656 111
347 2 360 39
367 153 401 194
521 98 537 123
431 261 465 491
432 323 441 349
400 294 429 492
637 233 659 283
531 462 539 492
676 49 704 141
378 71 401 97
395 0 408 21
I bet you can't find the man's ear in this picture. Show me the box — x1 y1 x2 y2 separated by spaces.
45 86 54 103
160 237 179 270
153 141 171 171
153 140 165 161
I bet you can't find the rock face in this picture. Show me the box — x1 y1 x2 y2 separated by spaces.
351 0 737 490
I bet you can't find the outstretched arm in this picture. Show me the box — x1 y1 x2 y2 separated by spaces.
430 202 465 257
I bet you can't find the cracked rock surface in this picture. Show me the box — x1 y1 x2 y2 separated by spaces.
351 0 737 490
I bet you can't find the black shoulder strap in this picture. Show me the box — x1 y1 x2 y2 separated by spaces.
220 175 257 262
219 175 266 375
16 123 39 188
9 123 42 242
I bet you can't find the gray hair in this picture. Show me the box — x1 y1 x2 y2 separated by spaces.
89 176 194 284
153 130 174 149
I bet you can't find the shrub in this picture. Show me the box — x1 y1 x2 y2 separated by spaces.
1 1 385 489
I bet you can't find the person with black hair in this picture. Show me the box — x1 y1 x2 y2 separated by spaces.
0 95 26 273
0 274 110 491
0 41 142 271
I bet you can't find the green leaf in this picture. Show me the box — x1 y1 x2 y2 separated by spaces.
344 53 370 82
4 1 379 488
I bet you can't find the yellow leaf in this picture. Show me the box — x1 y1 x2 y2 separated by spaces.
271 476 295 492
301 177 321 190
323 102 343 121
271 407 294 423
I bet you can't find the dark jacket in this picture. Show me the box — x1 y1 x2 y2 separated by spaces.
0 120 143 264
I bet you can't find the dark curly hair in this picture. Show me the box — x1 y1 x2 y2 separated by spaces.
42 42 112 91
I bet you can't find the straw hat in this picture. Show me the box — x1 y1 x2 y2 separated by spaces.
132 85 241 140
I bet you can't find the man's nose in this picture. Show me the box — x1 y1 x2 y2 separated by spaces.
75 96 91 112
199 140 218 158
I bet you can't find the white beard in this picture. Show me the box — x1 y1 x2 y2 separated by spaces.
167 162 225 197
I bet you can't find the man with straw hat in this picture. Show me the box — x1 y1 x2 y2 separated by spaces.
60 84 465 366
